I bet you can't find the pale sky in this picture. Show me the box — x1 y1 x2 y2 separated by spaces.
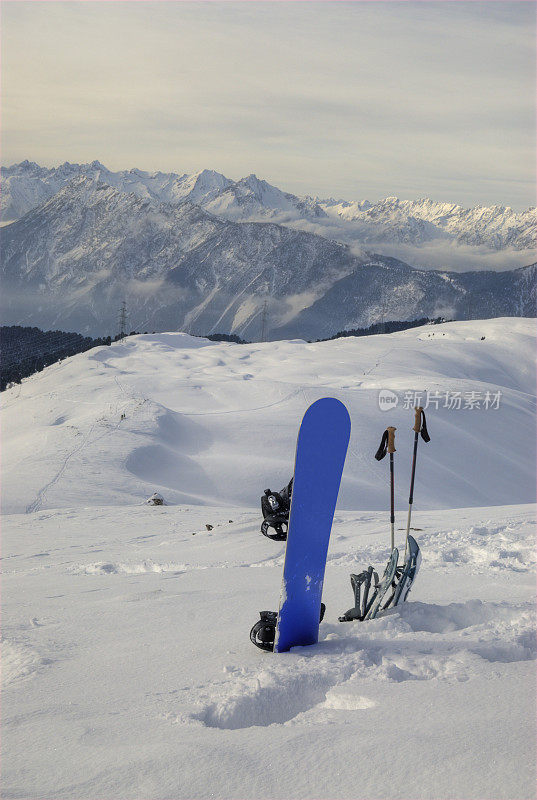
1 1 535 209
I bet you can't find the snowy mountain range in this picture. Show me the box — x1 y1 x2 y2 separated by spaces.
0 161 535 339
0 160 327 228
1 174 535 339
2 160 535 252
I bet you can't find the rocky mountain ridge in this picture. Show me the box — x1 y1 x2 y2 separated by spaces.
1 176 535 340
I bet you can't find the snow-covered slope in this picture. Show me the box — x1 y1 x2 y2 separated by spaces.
3 502 535 799
2 318 535 515
2 319 535 799
1 177 535 339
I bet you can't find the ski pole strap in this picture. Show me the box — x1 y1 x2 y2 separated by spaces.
375 429 389 461
420 409 430 442
413 407 431 443
420 411 430 443
375 427 397 460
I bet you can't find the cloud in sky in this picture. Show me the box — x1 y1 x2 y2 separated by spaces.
1 1 535 208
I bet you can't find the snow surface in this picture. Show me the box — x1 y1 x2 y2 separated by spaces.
1 318 536 799
2 318 535 515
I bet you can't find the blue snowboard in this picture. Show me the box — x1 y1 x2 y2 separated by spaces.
273 398 351 653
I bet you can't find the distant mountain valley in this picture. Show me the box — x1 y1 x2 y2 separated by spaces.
1 161 535 340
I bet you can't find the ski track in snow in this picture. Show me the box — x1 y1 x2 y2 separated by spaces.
24 386 147 514
25 423 97 514
180 385 304 417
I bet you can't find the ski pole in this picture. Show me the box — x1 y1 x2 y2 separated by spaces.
387 426 396 551
404 407 430 558
375 426 397 551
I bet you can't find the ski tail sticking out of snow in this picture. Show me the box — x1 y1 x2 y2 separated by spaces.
250 398 350 654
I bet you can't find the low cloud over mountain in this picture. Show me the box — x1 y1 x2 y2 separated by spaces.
1 172 535 340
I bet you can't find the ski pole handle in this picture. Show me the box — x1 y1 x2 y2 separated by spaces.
413 407 424 433
387 426 396 453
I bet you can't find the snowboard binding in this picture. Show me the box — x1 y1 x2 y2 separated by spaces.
250 611 278 651
250 603 326 651
260 479 293 541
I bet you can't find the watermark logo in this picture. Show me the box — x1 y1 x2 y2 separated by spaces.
378 389 502 411
378 389 399 411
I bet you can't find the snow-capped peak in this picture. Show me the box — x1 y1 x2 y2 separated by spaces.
1 160 535 255
188 169 231 194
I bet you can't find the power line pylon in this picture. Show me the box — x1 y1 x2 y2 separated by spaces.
118 300 128 340
260 299 268 343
